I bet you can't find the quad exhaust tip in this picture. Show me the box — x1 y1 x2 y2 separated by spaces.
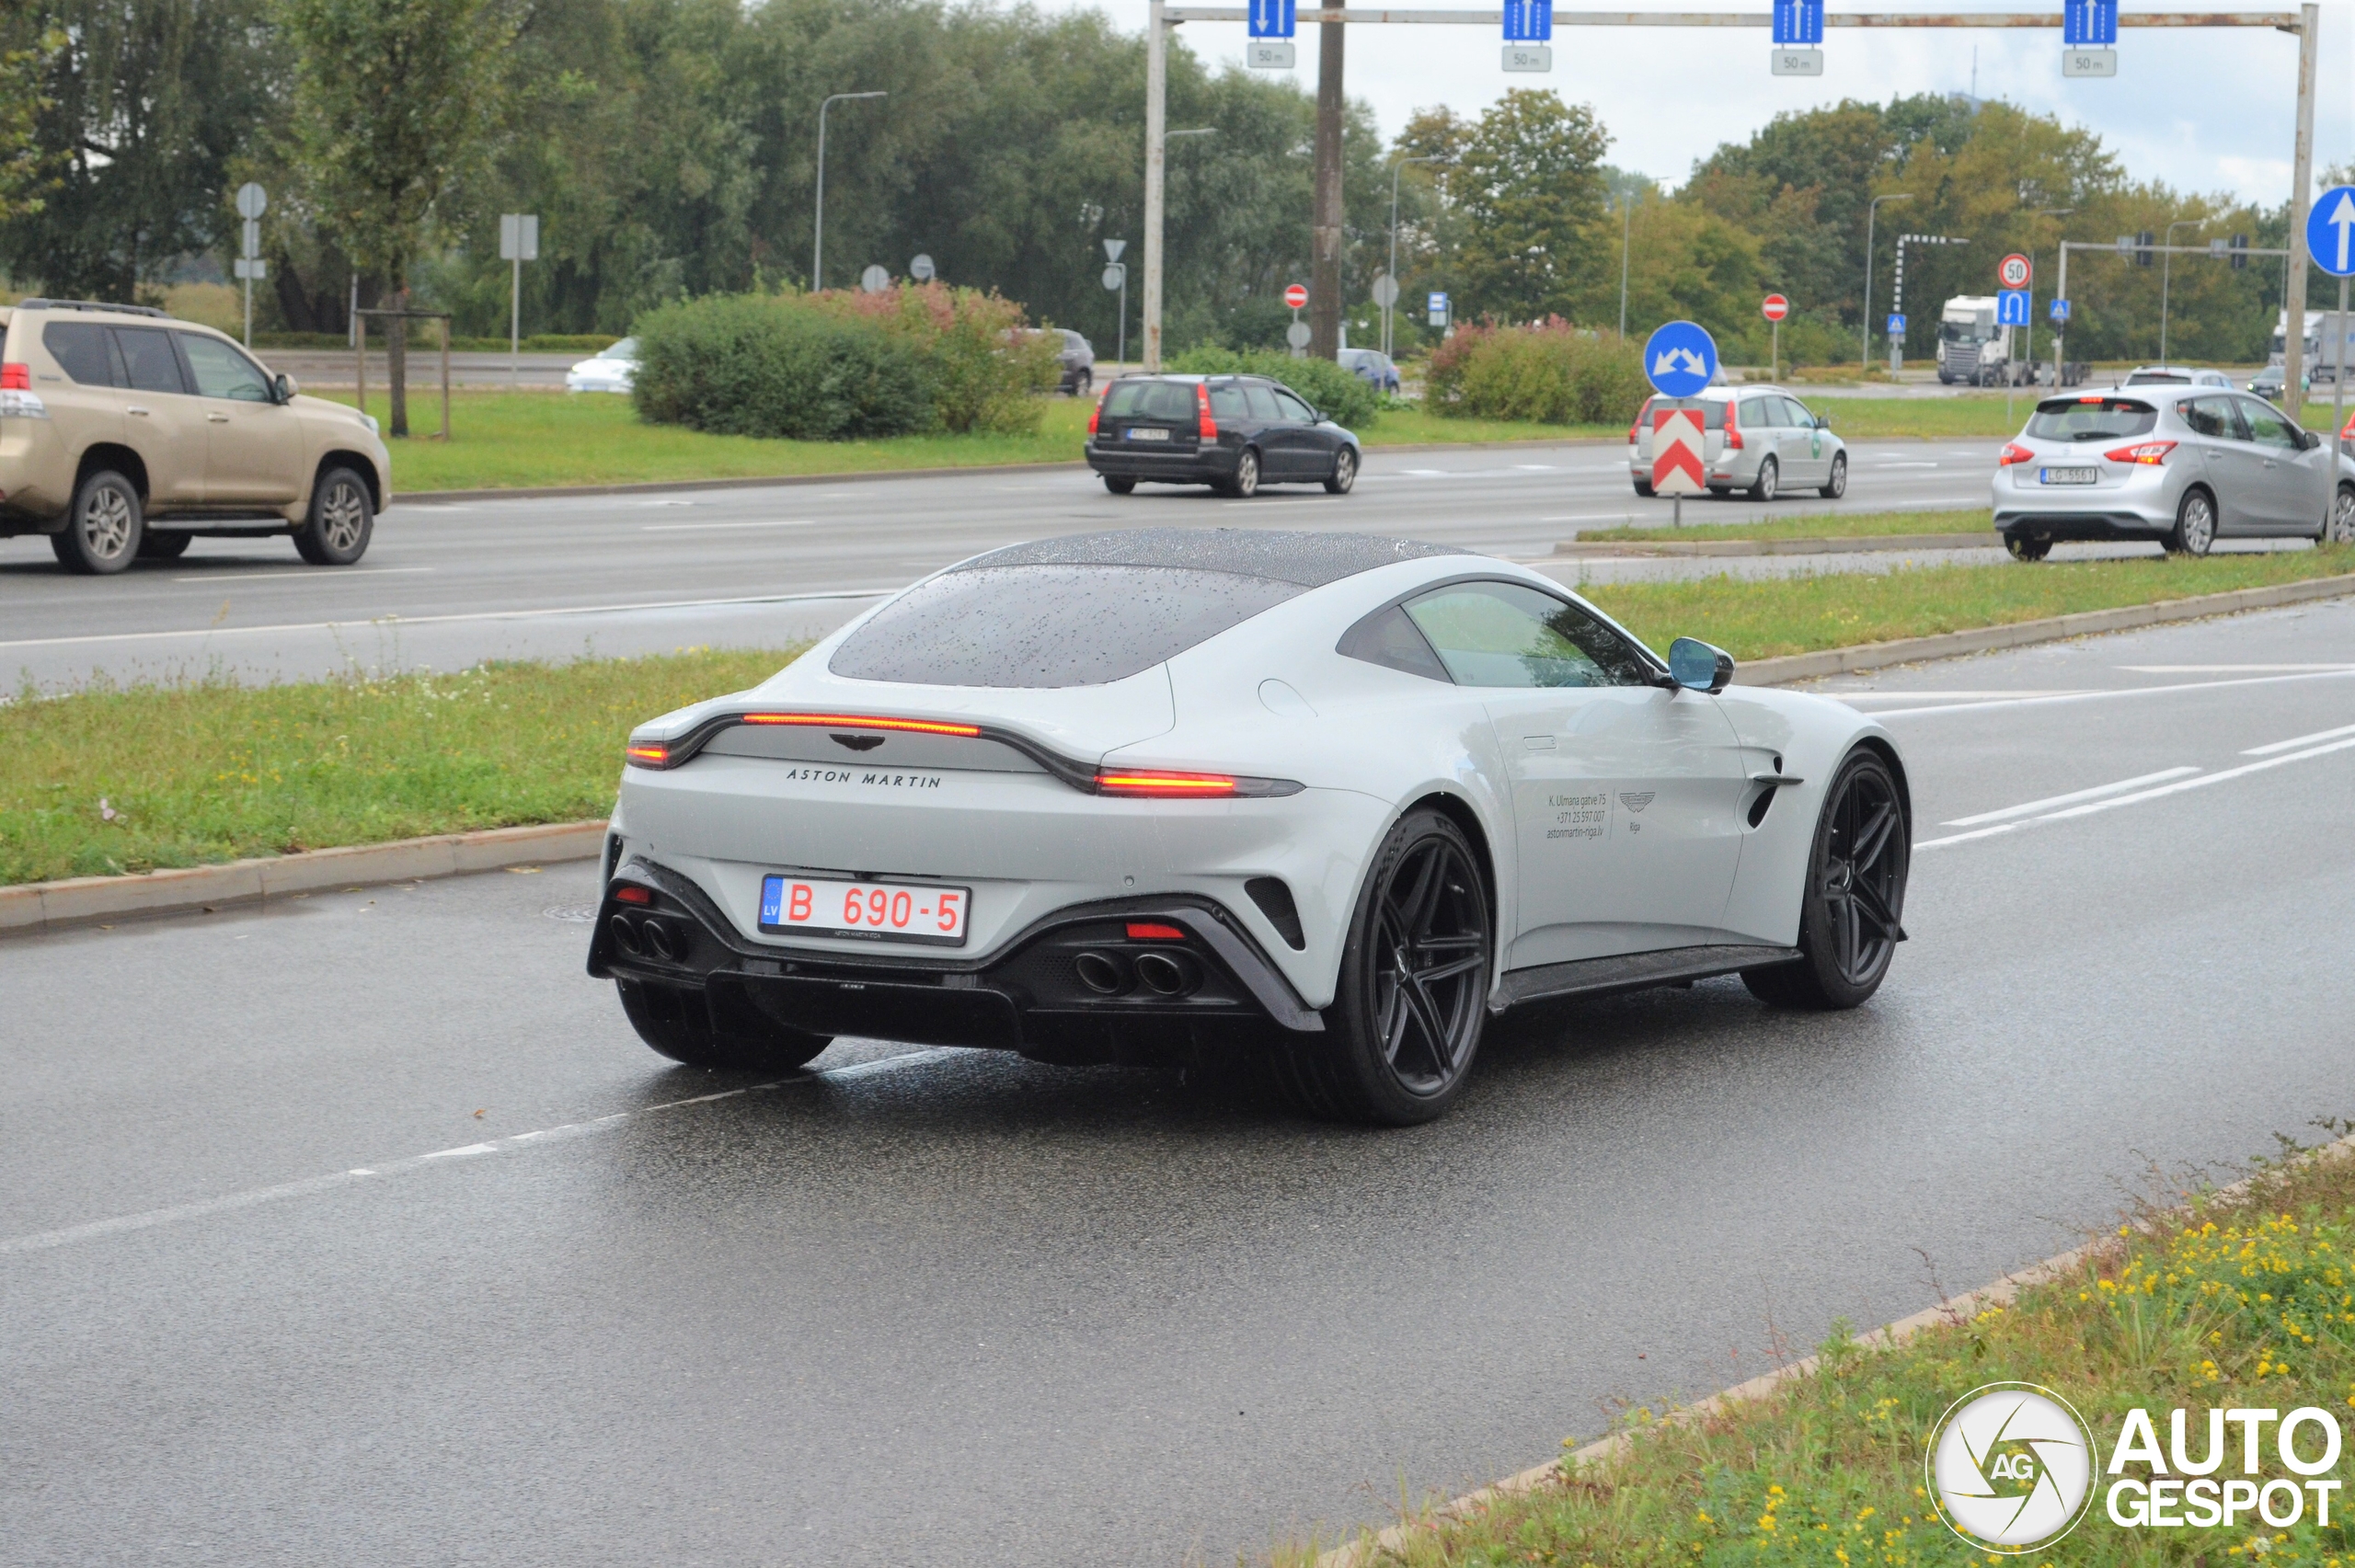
1133 950 1198 997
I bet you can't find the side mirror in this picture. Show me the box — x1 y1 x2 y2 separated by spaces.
1668 636 1735 694
274 372 297 402
1814 413 1832 429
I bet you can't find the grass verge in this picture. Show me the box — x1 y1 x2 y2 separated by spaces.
1575 546 2355 662
1290 1125 2355 1567
1576 509 1994 544
6 550 2350 885
0 648 792 886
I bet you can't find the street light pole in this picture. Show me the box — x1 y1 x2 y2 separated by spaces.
812 90 886 292
1617 183 1641 338
2159 216 2201 364
1387 155 1442 358
1862 193 1913 372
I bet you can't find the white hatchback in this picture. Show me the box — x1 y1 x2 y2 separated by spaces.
565 338 638 395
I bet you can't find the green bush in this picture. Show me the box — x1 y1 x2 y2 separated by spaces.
1164 347 1382 429
812 282 1060 435
628 293 928 441
1424 320 1648 427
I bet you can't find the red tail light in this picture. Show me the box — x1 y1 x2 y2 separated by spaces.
1721 401 1741 451
1196 382 1218 440
1088 381 1109 436
1999 442 2037 466
740 712 982 737
1125 922 1186 941
0 363 28 391
625 742 671 768
613 885 653 905
2104 441 2176 465
1627 417 1641 443
1096 769 1239 797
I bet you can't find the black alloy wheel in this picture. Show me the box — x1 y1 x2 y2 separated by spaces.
1748 455 1778 502
2005 533 2052 563
52 470 144 575
1819 452 1847 499
2166 486 2216 557
1744 749 1908 1010
1324 445 1358 495
1277 809 1492 1125
616 978 833 1072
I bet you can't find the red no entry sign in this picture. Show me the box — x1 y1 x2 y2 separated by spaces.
1999 253 2032 289
1761 293 1789 322
1283 282 1308 310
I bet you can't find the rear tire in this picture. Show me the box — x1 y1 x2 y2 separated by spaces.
293 465 373 566
136 530 191 560
1273 809 1491 1126
615 978 832 1072
2327 483 2355 544
52 470 144 575
1819 452 1847 499
2004 533 2052 562
1220 448 1261 499
1103 475 1136 495
1743 748 1908 1011
2165 486 2216 557
1633 478 1654 498
1747 456 1778 502
1324 445 1358 495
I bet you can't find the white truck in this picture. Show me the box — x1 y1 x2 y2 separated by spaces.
1936 296 2030 386
2270 309 2354 385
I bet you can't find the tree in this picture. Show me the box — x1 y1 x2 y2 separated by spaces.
1442 89 1609 324
281 0 512 434
0 20 63 225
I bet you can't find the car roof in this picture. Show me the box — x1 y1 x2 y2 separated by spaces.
958 528 1468 587
10 297 174 324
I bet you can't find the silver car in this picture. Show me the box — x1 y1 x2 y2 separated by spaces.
1993 389 2355 559
1628 386 1849 502
2121 365 2234 389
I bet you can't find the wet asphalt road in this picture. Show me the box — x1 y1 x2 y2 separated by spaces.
0 437 2002 691
5 601 2355 1565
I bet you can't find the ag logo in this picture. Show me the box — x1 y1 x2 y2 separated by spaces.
830 733 886 752
1926 1382 2098 1553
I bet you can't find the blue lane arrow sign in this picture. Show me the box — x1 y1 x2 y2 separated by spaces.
2307 185 2355 278
1642 319 1718 397
1248 0 1295 39
1996 290 2030 326
2063 0 2117 45
1773 0 1823 45
1503 0 1552 42
2050 297 2071 324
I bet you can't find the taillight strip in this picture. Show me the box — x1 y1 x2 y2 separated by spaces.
741 712 982 737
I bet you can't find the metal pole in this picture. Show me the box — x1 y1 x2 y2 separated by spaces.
244 275 253 349
1118 270 1127 368
1771 318 1779 383
1862 193 1910 373
2055 243 2068 385
511 257 521 389
2284 2 2317 418
1618 189 1635 338
2159 216 2199 362
813 91 886 292
1143 0 1166 372
2336 273 2348 485
1310 0 1347 360
441 315 451 442
354 311 365 422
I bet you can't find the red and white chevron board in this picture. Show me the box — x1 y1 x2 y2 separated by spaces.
1651 406 1706 495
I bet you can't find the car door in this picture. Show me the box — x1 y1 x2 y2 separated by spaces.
1241 383 1299 475
177 333 305 504
1777 395 1828 484
2235 395 2328 532
107 326 206 508
1269 384 1330 477
1397 579 1748 967
2177 395 2256 531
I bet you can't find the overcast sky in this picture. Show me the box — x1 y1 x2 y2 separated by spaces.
1047 1 2351 208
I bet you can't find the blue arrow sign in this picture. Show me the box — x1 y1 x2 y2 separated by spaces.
2307 185 2355 278
1248 0 1294 39
1642 319 1718 397
1773 0 1823 45
1886 314 1905 336
2050 297 2071 323
1996 290 2031 326
1503 0 1552 42
2063 0 2117 45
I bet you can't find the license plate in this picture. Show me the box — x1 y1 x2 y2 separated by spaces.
759 875 970 946
2039 466 2098 485
1124 427 1171 441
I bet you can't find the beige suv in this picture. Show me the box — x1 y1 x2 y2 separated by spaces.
0 298 392 574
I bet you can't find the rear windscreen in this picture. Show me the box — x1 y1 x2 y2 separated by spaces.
1102 381 1197 421
2027 398 2157 441
828 565 1297 688
2124 372 2189 385
1636 396 1724 429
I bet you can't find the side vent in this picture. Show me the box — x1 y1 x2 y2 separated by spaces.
1746 786 1775 830
1245 876 1306 950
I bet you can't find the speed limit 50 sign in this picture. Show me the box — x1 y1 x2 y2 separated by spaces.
1998 253 2032 290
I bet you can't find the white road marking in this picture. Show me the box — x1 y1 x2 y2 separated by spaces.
1865 667 2355 719
1941 766 2200 826
2120 664 2355 673
0 1047 967 1259
1837 689 2091 704
1916 735 2355 850
170 567 434 583
2245 722 2355 755
640 519 819 532
0 587 898 651
1875 461 1940 468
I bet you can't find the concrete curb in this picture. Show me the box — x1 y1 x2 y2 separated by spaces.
1553 531 1994 559
1318 1132 2355 1568
0 819 608 939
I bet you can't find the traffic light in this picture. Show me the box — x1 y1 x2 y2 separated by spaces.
2229 234 2249 271
2135 230 2155 267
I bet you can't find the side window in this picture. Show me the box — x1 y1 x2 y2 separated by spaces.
42 322 121 386
1336 603 1451 682
111 327 187 395
2239 399 2303 452
1401 581 1654 689
179 334 272 402
1244 384 1281 420
1208 384 1247 420
2180 396 2239 440
1737 396 1775 429
1778 396 1816 428
1271 388 1316 421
